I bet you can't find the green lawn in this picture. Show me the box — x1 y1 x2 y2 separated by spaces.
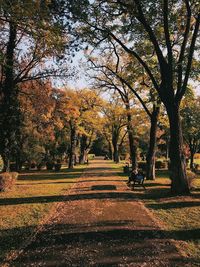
145 170 200 259
116 165 200 260
194 158 200 165
0 165 85 262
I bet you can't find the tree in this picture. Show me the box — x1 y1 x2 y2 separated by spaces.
54 88 102 168
18 80 56 169
77 0 200 194
88 49 160 178
0 1 73 171
78 90 102 164
102 101 127 163
181 97 200 170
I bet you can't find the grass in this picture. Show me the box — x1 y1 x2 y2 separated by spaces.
116 164 200 260
0 165 86 262
194 158 200 165
145 172 200 259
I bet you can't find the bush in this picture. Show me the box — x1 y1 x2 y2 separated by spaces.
187 171 196 190
155 160 167 169
0 156 3 171
0 172 18 192
194 153 200 159
123 165 130 174
37 162 45 171
194 164 199 173
30 162 36 169
88 154 95 160
46 162 54 170
138 161 146 170
10 163 17 171
54 163 62 171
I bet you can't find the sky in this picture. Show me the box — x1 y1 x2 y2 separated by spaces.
67 50 200 96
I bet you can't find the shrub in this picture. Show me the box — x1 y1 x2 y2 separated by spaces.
10 163 17 171
46 162 54 170
155 160 167 169
24 162 30 170
194 153 200 159
187 171 196 190
88 154 95 160
30 162 36 169
54 163 62 171
194 164 199 174
37 162 45 171
138 161 146 170
123 165 130 174
0 156 3 171
0 172 18 192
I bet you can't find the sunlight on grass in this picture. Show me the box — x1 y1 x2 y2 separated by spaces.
0 165 86 261
115 164 200 259
145 174 200 260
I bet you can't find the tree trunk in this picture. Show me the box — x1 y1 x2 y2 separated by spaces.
190 149 195 171
112 128 120 163
146 107 159 180
113 144 119 163
15 150 23 172
108 141 113 160
126 105 137 170
0 22 17 172
166 104 190 194
68 123 76 169
2 154 10 172
79 135 87 164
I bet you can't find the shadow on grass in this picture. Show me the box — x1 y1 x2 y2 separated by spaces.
20 166 83 174
148 201 200 209
17 181 75 185
18 169 84 181
79 179 126 183
1 222 200 266
18 166 120 181
91 185 117 190
118 170 170 179
0 188 173 206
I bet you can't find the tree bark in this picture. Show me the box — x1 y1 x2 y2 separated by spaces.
166 103 190 194
126 105 137 170
108 141 112 160
112 130 119 163
189 149 195 171
146 107 159 180
68 122 76 169
2 154 10 173
79 135 87 164
0 22 18 172
113 144 119 163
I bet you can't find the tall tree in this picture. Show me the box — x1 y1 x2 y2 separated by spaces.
0 0 81 171
55 88 102 168
77 0 200 194
88 51 160 179
181 96 200 170
102 101 127 163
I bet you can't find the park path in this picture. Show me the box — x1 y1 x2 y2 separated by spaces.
9 158 186 267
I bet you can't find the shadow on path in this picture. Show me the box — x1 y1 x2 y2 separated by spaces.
4 159 197 267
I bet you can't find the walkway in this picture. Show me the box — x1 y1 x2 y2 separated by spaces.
8 159 185 266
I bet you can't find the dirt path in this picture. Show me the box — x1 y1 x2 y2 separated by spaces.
8 158 187 266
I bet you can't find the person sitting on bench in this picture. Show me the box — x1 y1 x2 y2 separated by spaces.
132 170 146 190
127 169 146 190
127 169 138 185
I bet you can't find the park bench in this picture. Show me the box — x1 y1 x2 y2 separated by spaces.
127 172 146 190
132 173 146 190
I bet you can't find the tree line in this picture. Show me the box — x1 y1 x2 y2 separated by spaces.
0 0 199 195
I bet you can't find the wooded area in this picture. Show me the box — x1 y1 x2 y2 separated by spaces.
0 0 200 265
0 0 199 194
